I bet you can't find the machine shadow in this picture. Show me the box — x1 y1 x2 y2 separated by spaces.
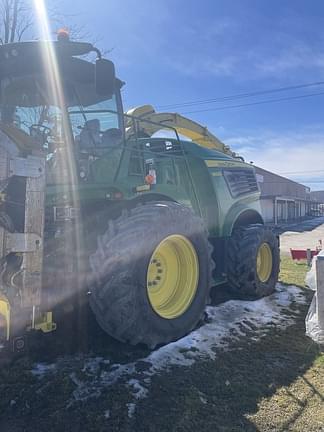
28 282 237 364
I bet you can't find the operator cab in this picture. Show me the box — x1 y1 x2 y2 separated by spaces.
0 37 124 183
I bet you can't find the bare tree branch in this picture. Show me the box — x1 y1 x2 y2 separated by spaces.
9 0 18 42
17 19 30 40
0 0 33 44
0 0 102 51
4 0 11 43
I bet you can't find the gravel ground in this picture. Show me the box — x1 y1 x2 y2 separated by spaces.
280 223 324 255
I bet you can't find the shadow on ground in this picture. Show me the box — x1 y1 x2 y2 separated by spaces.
24 283 238 366
270 216 324 235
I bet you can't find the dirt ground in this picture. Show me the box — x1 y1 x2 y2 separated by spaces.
0 223 324 432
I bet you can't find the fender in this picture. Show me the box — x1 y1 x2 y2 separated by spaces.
223 203 263 237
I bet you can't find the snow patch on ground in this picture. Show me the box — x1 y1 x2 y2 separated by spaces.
198 391 208 404
128 378 149 399
31 284 307 415
127 402 136 418
32 362 56 377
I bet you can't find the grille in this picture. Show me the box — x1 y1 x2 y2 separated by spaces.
223 169 259 198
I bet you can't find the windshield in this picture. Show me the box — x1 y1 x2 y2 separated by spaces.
0 69 122 154
0 76 63 149
68 95 121 154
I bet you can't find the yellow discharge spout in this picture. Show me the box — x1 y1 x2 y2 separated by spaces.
125 105 235 156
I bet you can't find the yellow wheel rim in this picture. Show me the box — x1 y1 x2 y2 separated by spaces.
147 234 199 319
256 242 273 282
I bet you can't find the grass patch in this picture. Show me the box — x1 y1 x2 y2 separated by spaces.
136 297 322 432
279 255 309 288
315 354 324 366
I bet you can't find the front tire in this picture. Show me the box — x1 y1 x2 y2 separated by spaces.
227 224 280 299
89 202 213 348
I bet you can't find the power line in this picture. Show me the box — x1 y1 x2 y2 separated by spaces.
157 81 324 110
180 91 324 114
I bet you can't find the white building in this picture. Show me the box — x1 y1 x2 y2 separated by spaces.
254 166 321 224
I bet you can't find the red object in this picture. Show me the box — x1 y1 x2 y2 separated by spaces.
57 28 70 42
113 191 123 200
145 174 155 185
290 249 320 260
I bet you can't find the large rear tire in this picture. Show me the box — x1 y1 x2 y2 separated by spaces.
89 202 213 348
227 224 280 299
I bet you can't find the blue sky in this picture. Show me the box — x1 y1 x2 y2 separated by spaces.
52 0 324 190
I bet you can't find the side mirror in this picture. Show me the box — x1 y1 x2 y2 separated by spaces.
95 58 116 96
